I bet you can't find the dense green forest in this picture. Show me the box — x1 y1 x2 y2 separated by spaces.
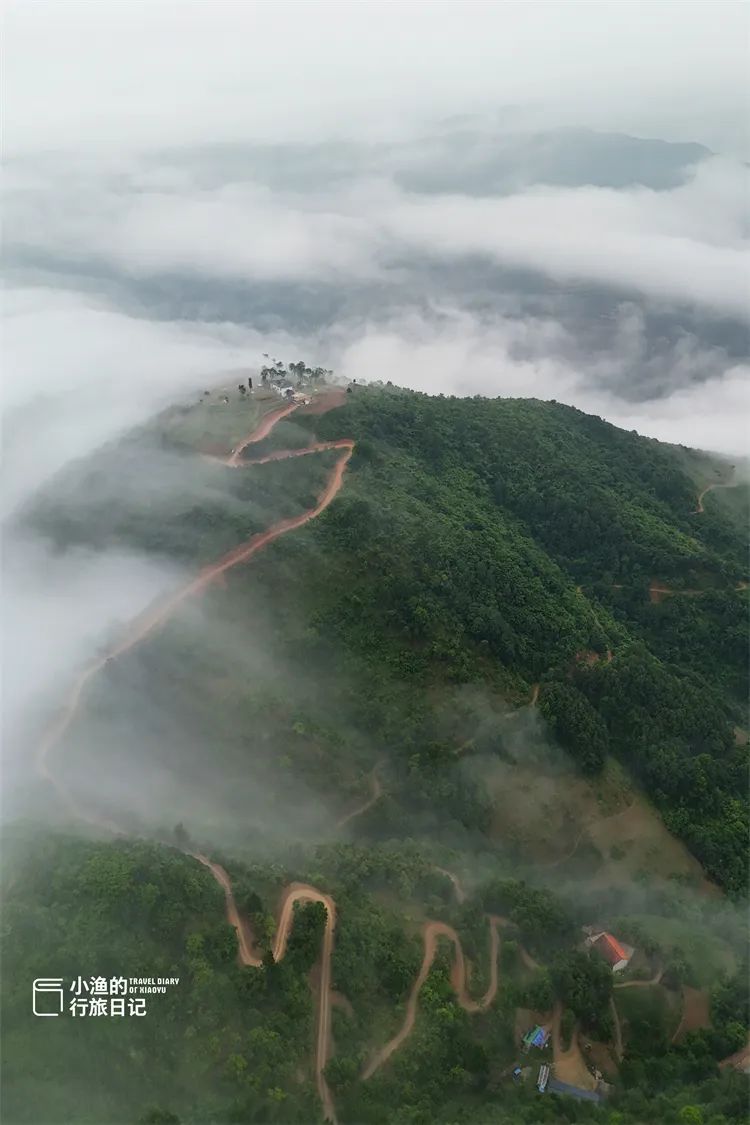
6 384 748 1124
3 830 748 1125
274 389 748 894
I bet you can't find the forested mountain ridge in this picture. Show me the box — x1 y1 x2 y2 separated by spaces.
6 383 748 1125
272 389 749 893
21 386 749 893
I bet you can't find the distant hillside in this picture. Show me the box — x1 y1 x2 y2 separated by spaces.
148 125 711 194
388 126 711 194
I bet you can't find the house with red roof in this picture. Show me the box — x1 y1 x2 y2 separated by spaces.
585 930 634 973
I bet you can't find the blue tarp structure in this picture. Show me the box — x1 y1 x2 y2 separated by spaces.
522 1025 550 1049
547 1077 601 1103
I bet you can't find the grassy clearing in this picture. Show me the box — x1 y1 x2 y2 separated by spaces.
158 387 280 453
486 751 706 892
487 749 631 862
586 796 710 890
615 983 682 1046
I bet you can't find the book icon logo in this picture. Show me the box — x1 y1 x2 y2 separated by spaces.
32 978 64 1017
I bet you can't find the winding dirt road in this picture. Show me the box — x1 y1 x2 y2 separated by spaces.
37 423 354 801
433 865 467 904
228 401 298 465
33 397 596 1117
363 916 503 1079
37 399 519 1118
503 681 540 722
336 761 384 829
273 884 338 1120
719 1035 750 1073
649 582 702 605
188 856 338 1119
609 997 624 1062
614 966 663 990
36 401 351 1122
191 853 261 966
545 825 589 870
695 477 737 514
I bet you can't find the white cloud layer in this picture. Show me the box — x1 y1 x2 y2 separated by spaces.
6 157 749 316
2 287 299 514
382 160 750 317
3 288 748 523
336 308 750 456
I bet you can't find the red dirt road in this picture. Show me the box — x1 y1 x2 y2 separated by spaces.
191 853 261 966
433 865 467 904
610 996 624 1062
190 854 338 1122
228 401 298 465
719 1035 750 1073
336 761 384 829
272 884 338 1122
614 966 663 989
235 438 354 468
36 402 352 1123
363 916 503 1079
695 477 737 514
33 393 576 1116
649 582 702 605
36 430 354 815
298 388 348 415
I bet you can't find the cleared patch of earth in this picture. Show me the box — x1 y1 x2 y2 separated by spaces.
298 387 348 415
582 1038 618 1079
552 1005 596 1091
672 986 711 1043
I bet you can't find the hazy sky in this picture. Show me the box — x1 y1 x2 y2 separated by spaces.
5 0 749 155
